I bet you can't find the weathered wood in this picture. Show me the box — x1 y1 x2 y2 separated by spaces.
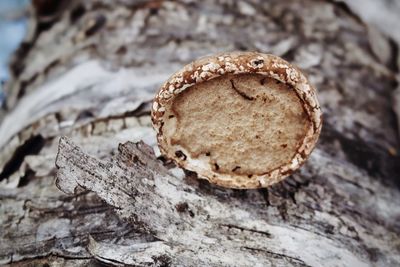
1 0 400 266
54 136 395 266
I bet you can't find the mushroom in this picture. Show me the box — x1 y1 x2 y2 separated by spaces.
152 52 322 189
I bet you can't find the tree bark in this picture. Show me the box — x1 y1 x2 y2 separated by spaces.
1 0 400 266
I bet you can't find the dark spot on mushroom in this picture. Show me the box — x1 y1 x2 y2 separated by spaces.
248 174 253 178
214 163 220 171
255 135 260 139
281 170 293 176
232 166 241 172
168 115 175 119
230 79 254 101
260 78 266 85
281 144 288 148
252 59 264 66
175 150 187 160
205 152 211 156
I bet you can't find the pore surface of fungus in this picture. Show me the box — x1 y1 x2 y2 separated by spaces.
152 52 322 189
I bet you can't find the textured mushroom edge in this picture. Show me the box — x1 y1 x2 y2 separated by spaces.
152 51 322 189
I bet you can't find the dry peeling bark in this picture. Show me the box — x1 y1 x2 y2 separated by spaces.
1 0 400 266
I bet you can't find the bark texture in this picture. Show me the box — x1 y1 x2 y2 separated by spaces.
1 0 400 266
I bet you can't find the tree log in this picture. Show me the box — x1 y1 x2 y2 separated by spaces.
1 0 399 266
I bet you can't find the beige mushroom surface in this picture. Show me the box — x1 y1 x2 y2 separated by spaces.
152 52 322 188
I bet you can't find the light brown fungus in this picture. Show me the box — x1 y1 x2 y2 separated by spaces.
152 52 322 189
168 74 310 176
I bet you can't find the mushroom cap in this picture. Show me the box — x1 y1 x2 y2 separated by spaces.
152 51 322 189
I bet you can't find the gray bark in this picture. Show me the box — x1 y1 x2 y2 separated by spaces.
1 0 400 266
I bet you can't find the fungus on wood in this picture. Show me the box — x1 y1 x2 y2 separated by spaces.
152 52 322 188
1 0 400 266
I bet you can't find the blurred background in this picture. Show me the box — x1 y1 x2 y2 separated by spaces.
0 0 29 103
0 0 399 105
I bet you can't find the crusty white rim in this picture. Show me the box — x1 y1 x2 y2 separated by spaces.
152 51 322 189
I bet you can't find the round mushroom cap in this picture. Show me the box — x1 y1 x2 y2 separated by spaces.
152 52 322 189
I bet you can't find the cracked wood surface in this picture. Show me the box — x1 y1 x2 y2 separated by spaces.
54 136 392 266
0 0 400 266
